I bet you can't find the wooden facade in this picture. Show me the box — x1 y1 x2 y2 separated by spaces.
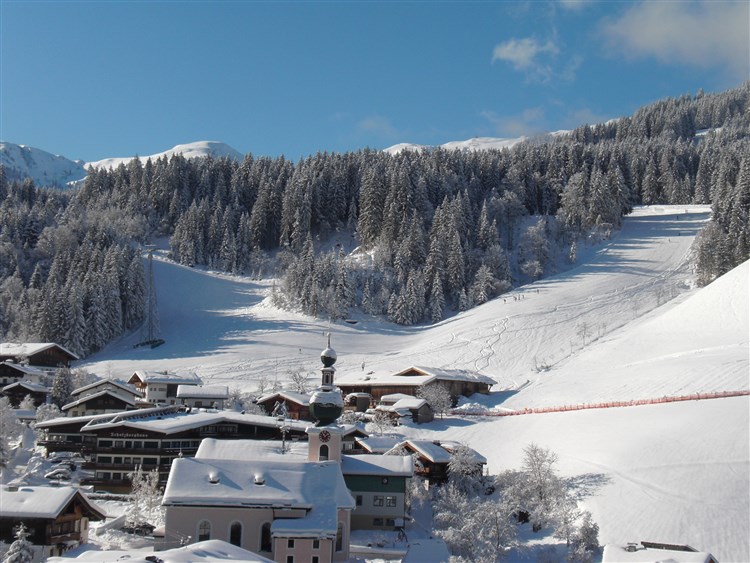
0 487 105 560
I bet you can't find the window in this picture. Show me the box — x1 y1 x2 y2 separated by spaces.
98 456 112 464
114 441 124 448
319 444 329 461
373 518 384 526
356 495 362 506
336 523 343 552
99 440 112 447
286 557 294 563
386 495 397 507
386 518 396 527
373 495 384 506
288 539 295 549
313 539 320 550
133 441 143 449
312 557 319 563
144 441 158 449
260 522 272 552
113 457 123 464
198 520 210 542
230 522 242 547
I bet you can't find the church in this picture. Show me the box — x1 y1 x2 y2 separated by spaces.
160 340 413 562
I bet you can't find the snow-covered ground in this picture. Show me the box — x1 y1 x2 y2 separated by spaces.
78 205 749 561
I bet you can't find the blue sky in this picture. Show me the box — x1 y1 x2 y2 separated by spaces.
1 1 748 162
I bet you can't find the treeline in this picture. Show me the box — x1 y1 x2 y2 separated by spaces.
0 172 146 357
0 83 748 352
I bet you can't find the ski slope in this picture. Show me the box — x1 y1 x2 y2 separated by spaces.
80 205 750 560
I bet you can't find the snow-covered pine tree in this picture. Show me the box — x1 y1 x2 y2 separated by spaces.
3 523 35 563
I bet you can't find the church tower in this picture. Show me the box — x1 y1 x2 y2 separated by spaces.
308 334 344 462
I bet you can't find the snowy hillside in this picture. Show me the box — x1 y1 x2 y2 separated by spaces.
383 136 527 154
0 141 87 187
85 141 243 170
79 205 749 561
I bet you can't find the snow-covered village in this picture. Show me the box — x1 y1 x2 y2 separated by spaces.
1 3 749 563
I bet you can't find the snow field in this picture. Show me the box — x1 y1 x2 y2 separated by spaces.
78 205 749 561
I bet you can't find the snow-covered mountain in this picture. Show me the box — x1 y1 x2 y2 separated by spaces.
0 141 87 187
383 136 528 155
0 140 244 187
85 141 243 171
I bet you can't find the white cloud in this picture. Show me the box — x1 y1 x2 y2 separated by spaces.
492 36 580 82
492 37 559 71
600 1 750 80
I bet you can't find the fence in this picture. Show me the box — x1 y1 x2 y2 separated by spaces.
452 390 750 417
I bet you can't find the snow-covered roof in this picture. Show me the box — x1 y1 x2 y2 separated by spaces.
380 393 417 404
0 485 106 520
341 454 414 477
355 435 403 453
0 361 51 377
391 440 452 463
603 544 716 562
337 365 496 388
130 370 203 385
270 505 338 538
258 389 310 406
196 438 308 461
392 398 429 410
79 407 309 435
46 539 274 562
176 384 229 399
385 439 486 465
2 380 48 393
0 342 79 360
61 390 137 411
163 458 355 526
72 378 140 398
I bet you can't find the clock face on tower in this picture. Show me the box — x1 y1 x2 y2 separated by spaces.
319 430 331 443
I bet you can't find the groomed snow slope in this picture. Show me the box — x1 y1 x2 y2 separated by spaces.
81 205 749 560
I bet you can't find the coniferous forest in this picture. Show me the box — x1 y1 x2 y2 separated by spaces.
0 83 748 357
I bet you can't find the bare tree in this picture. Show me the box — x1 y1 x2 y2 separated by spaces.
417 383 453 419
288 369 312 394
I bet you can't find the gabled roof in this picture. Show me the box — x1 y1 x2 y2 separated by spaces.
337 365 496 388
341 454 414 477
62 390 137 411
355 435 403 454
72 378 141 398
2 380 49 393
0 361 50 377
176 384 229 399
0 342 79 361
79 407 309 436
0 485 106 520
129 370 203 385
257 390 310 406
163 457 355 519
385 439 486 464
